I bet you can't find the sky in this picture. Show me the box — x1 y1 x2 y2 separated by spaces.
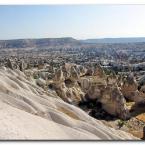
0 5 145 40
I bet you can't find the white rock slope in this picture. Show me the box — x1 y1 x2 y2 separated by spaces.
0 67 138 140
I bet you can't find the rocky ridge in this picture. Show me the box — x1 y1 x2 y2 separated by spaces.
0 66 138 140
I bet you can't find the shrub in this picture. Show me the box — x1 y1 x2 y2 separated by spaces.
117 119 126 128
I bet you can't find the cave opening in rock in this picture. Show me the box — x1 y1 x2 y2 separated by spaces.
64 79 74 87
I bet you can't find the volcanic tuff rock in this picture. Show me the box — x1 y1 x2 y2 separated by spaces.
78 65 87 76
86 67 94 76
93 64 106 78
6 59 14 70
36 78 46 89
121 73 145 103
83 76 129 120
0 67 138 140
19 60 27 72
4 58 145 124
100 85 130 120
52 67 83 104
53 68 65 83
121 73 138 100
51 64 131 120
61 63 86 79
79 77 91 93
69 66 80 81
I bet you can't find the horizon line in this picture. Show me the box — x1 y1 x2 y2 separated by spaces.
1 36 145 41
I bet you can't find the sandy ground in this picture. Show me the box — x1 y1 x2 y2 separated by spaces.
0 67 138 140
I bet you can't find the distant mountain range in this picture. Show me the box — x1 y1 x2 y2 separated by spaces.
0 37 145 49
81 37 145 44
0 37 81 49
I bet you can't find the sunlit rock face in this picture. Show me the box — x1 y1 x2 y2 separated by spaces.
52 67 84 104
85 80 130 120
78 65 130 120
79 77 91 93
38 71 48 80
100 85 130 120
93 64 106 78
80 64 107 91
36 78 46 89
26 62 143 121
61 63 86 79
69 66 80 81
62 63 71 79
53 68 65 83
85 79 107 100
0 67 138 140
34 63 134 120
107 72 118 85
121 73 145 102
121 73 138 100
78 65 87 76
